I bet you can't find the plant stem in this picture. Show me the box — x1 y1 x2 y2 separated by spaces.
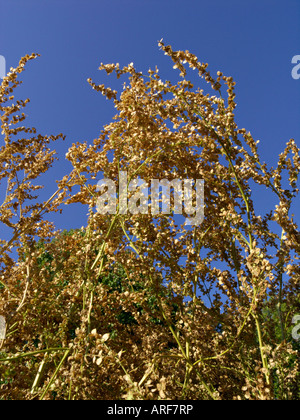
39 349 70 400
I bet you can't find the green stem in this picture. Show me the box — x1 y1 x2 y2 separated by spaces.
39 349 70 400
253 314 270 385
0 347 69 362
277 229 286 342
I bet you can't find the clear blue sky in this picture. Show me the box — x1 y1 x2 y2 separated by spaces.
0 0 299 234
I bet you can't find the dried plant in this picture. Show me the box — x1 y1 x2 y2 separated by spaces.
0 42 299 400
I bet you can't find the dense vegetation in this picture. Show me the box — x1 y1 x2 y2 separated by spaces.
0 43 299 399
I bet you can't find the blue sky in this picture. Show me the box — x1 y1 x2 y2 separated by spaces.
0 0 299 235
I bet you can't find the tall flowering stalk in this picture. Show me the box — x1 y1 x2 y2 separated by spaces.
0 43 299 400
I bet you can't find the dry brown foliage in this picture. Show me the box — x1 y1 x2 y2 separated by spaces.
0 43 299 400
